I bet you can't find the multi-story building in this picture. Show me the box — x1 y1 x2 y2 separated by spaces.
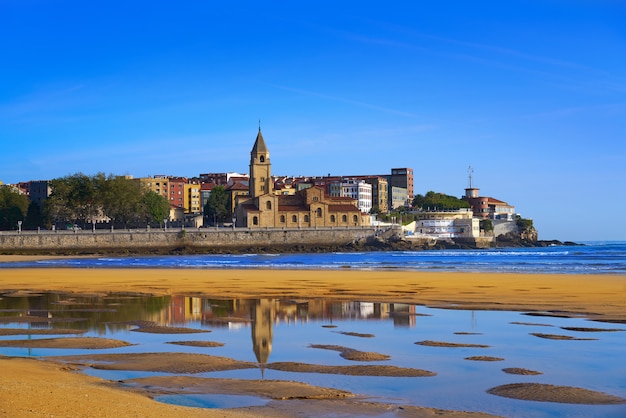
28 180 52 208
463 186 515 220
184 182 202 214
389 167 414 207
328 179 372 213
168 177 187 210
389 186 409 210
135 175 169 199
199 172 248 187
358 176 388 213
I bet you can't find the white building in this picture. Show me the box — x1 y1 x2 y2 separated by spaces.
328 179 372 213
409 208 480 239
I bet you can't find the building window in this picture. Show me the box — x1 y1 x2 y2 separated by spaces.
266 201 272 210
316 208 322 217
260 156 265 162
280 215 285 223
342 215 347 222
292 215 297 223
253 216 258 225
330 215 336 222
304 215 309 223
353 215 358 222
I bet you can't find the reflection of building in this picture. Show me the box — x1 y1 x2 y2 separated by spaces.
389 303 418 327
251 299 274 375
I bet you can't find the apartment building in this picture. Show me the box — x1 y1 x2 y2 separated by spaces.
328 179 372 213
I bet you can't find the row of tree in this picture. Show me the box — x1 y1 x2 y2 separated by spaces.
0 173 171 230
411 191 470 211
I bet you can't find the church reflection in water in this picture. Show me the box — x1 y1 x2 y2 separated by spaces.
0 293 420 370
164 296 421 367
251 298 274 369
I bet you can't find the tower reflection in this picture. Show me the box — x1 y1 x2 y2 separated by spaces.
250 298 274 378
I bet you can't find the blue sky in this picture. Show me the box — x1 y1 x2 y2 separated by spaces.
1 1 625 241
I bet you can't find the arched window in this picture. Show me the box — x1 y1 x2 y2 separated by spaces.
330 215 336 222
260 156 265 162
316 208 322 217
304 215 309 223
353 215 358 222
292 215 297 223
280 215 285 223
342 215 347 222
266 201 272 210
253 216 258 225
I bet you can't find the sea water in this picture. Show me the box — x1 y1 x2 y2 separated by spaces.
3 241 626 274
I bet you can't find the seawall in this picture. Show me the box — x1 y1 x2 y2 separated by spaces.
0 227 385 255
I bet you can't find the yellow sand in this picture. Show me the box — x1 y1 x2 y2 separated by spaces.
1 266 624 321
1 258 625 416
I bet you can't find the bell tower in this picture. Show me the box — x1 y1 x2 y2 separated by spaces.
249 127 272 198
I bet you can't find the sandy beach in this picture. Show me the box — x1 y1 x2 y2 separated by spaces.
1 257 625 416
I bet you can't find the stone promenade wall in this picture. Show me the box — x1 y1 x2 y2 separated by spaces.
0 227 381 253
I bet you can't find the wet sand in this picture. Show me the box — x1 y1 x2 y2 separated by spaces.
1 259 625 416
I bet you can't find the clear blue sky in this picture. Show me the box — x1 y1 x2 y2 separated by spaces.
1 1 625 241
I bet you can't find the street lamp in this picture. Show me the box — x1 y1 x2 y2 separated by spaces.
232 215 236 230
17 220 22 234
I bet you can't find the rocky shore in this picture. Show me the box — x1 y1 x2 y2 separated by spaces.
1 233 580 257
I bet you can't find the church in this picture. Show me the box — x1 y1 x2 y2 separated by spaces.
235 129 370 228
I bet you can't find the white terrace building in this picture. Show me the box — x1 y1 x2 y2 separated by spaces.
409 208 480 239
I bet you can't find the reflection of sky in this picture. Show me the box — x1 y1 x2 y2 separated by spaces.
1 295 625 417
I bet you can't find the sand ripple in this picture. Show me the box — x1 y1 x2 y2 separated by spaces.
309 344 390 361
267 361 435 377
0 337 130 349
487 383 626 404
52 352 256 373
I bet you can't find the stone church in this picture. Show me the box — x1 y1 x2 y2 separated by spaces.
235 129 370 228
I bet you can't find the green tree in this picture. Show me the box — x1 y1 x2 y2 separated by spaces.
412 191 470 210
480 219 493 233
142 191 170 224
0 185 29 230
23 201 44 230
46 173 102 226
100 175 142 226
204 186 229 226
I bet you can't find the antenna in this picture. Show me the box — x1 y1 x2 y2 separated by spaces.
468 165 474 188
258 119 261 131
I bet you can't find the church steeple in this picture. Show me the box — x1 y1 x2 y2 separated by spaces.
249 127 272 197
251 127 268 155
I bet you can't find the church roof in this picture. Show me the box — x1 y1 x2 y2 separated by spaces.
328 204 361 212
251 128 268 154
